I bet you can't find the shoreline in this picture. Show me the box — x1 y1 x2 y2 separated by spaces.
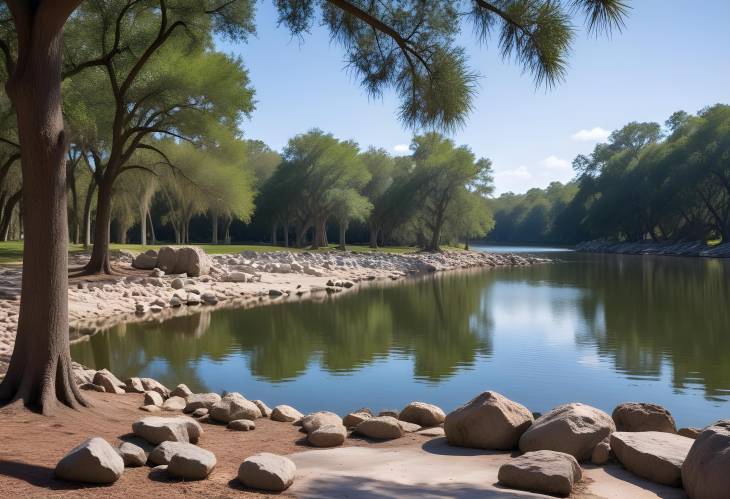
0 247 547 374
575 239 730 258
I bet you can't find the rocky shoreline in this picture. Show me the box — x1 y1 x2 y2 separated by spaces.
575 239 730 258
60 364 728 497
0 247 546 374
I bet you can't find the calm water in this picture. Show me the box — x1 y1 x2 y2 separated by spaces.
72 247 730 428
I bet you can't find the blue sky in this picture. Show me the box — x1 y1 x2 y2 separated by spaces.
217 1 730 195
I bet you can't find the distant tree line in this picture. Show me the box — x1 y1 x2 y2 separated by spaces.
487 105 730 245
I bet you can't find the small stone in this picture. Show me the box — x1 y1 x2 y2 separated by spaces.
192 408 209 418
498 450 581 497
228 419 256 431
171 277 184 289
398 421 421 433
268 288 284 297
591 440 611 465
117 442 147 467
55 437 124 484
416 427 445 437
271 405 304 422
237 453 296 492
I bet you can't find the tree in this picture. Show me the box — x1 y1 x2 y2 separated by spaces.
331 189 372 250
360 148 396 248
0 0 627 413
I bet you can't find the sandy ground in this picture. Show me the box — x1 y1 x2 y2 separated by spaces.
0 391 686 499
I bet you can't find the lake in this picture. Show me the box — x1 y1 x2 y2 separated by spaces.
71 247 730 428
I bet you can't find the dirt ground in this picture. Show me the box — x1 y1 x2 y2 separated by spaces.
0 391 431 499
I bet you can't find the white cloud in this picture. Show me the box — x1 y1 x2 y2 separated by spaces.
539 155 571 170
571 127 611 142
496 165 532 180
392 144 410 155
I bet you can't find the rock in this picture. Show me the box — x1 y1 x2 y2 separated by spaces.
355 416 403 440
591 440 611 465
271 405 303 422
252 400 272 418
140 404 161 413
186 292 201 305
682 420 730 499
93 369 126 394
399 401 445 427
192 408 209 418
398 421 421 433
184 393 222 413
167 445 217 480
308 424 347 447
170 296 183 307
133 250 158 270
55 437 124 484
237 453 296 492
378 410 399 418
170 384 193 399
445 391 534 450
301 411 343 433
269 288 284 297
80 383 105 392
140 378 170 398
144 391 164 407
201 292 218 305
132 416 202 445
678 427 701 439
117 442 147 467
519 403 615 461
170 277 184 289
157 246 210 277
210 393 262 423
610 431 693 487
612 402 676 433
417 427 446 437
125 377 145 393
343 411 371 428
228 419 256 431
149 441 196 465
162 396 187 412
498 450 582 497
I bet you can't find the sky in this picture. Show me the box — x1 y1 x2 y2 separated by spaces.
217 1 730 195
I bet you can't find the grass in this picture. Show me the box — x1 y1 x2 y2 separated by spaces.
0 240 425 264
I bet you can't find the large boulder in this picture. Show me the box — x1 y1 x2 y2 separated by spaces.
149 441 198 466
498 450 581 497
271 405 303 422
144 391 164 407
133 249 158 270
612 402 676 433
93 369 126 394
354 416 403 440
132 416 202 445
167 445 217 480
610 431 693 487
162 396 187 412
519 403 615 461
237 453 296 492
117 442 147 467
252 400 272 418
308 424 347 447
184 393 222 413
140 378 170 398
399 401 445 427
125 377 146 393
55 438 124 484
170 384 193 399
301 411 343 433
209 393 262 423
343 411 371 428
682 420 730 498
445 391 533 450
157 246 210 277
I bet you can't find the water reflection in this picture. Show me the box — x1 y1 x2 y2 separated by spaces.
72 252 730 425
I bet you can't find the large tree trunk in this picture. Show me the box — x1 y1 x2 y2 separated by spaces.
85 178 113 273
82 179 96 249
283 224 289 247
338 221 347 250
369 224 379 248
0 190 21 240
271 223 277 246
0 0 87 414
148 209 156 244
140 206 147 245
312 216 327 249
211 214 218 244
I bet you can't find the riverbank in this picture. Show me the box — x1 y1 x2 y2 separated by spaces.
0 248 545 375
575 240 730 258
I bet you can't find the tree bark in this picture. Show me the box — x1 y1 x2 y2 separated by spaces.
82 179 96 249
369 225 379 248
211 214 218 244
312 216 327 249
283 224 289 247
148 209 156 244
84 177 113 273
0 190 21 241
271 223 277 246
0 0 87 414
140 206 147 245
338 221 347 250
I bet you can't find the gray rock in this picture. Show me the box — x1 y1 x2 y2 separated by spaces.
519 403 615 461
498 450 581 496
167 445 217 480
140 378 170 398
237 453 296 492
445 391 533 450
308 424 347 447
355 416 403 440
170 384 193 399
612 402 676 433
192 408 209 418
301 411 342 433
133 250 158 270
55 437 124 484
398 421 421 433
343 411 371 428
157 246 210 277
210 393 262 423
117 442 147 467
124 377 145 393
162 396 187 412
132 416 202 445
144 391 164 407
228 419 256 431
139 404 161 413
184 393 222 413
610 431 693 487
271 405 303 422
252 400 272 418
170 277 184 289
678 427 701 439
93 369 126 394
591 440 611 465
399 401 446 428
149 441 196 465
682 420 730 499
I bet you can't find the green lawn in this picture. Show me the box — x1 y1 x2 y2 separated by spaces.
0 241 425 264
